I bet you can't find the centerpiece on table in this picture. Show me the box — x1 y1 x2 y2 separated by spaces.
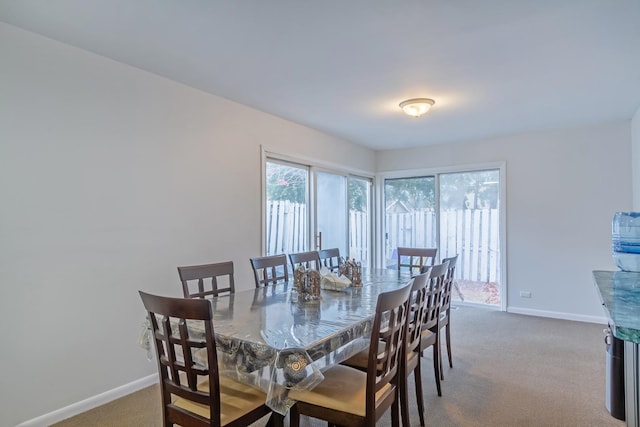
317 257 362 291
293 266 321 302
339 258 362 287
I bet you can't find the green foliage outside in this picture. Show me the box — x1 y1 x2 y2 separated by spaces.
385 177 435 210
267 162 499 212
385 170 498 210
266 162 370 211
266 162 307 204
440 170 499 209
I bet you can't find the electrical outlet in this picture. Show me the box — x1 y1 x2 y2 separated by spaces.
520 291 532 298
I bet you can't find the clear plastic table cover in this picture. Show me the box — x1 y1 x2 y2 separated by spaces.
140 269 411 415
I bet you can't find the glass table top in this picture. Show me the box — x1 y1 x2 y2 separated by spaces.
211 269 411 351
593 270 640 343
209 268 413 414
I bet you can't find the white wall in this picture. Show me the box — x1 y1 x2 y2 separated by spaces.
0 23 375 426
632 106 640 209
377 122 632 320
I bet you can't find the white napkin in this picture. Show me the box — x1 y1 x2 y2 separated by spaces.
320 268 351 291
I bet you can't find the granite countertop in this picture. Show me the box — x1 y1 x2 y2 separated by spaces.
593 270 640 343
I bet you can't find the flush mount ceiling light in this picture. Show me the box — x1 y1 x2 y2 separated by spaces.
399 98 435 118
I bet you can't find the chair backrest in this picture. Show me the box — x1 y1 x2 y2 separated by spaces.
139 291 220 426
317 248 341 272
442 254 458 282
177 261 235 299
422 262 448 331
288 250 321 271
250 254 289 288
426 260 449 316
406 271 430 357
440 255 458 314
365 283 412 421
397 247 438 274
427 261 449 291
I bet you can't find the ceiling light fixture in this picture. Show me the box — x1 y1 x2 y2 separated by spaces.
399 98 435 118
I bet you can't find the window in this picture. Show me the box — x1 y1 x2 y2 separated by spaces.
439 170 501 306
263 154 373 267
384 176 436 267
382 166 504 308
265 160 309 256
316 171 348 256
349 176 372 266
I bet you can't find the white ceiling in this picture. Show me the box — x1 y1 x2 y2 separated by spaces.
1 1 639 150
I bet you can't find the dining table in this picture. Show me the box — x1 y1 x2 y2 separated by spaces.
139 268 413 418
205 268 411 415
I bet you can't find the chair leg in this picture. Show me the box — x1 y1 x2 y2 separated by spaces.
414 360 425 426
433 341 442 396
399 372 410 427
391 388 400 427
439 336 444 381
290 404 301 427
446 322 453 368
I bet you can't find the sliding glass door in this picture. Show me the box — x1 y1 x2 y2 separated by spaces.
383 167 503 308
439 169 501 306
348 176 372 266
315 171 348 255
264 156 372 267
265 160 309 256
383 176 436 268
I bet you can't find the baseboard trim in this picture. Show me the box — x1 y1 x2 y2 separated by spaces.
507 306 608 324
16 374 157 427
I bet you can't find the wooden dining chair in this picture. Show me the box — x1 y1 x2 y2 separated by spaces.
400 270 430 427
317 247 341 272
341 272 430 427
249 254 289 288
397 247 437 274
438 254 459 378
419 261 449 397
138 291 274 427
288 284 412 427
177 261 235 299
288 250 321 270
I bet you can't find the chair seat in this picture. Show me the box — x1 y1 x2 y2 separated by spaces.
343 342 416 371
174 375 267 425
289 364 392 418
342 346 372 370
420 329 436 348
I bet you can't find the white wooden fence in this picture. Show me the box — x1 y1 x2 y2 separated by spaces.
266 201 500 283
266 201 308 255
386 209 500 283
266 201 372 264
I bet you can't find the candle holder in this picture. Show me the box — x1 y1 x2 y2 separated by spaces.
293 266 321 301
339 258 362 287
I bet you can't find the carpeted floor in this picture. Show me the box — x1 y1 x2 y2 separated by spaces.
52 306 626 426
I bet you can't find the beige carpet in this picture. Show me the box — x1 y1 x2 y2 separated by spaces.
52 306 626 427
